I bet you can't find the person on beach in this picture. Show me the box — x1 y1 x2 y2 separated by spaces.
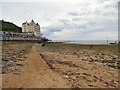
90 45 93 49
42 43 45 47
2 32 7 41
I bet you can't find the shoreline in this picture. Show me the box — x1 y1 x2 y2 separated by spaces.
48 39 118 45
46 42 119 46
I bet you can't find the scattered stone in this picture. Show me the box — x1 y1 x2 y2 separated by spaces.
2 43 32 74
16 62 24 66
13 72 21 75
64 75 69 79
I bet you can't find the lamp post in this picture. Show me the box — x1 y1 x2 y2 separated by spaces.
107 37 109 44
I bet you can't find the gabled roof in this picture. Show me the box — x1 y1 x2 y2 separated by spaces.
36 23 39 25
31 20 35 23
22 21 27 25
22 20 39 25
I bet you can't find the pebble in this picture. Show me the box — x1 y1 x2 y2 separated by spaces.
64 75 69 79
13 72 21 75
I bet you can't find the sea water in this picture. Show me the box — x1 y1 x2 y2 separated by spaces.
51 40 118 45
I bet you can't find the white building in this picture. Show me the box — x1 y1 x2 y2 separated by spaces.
22 20 41 37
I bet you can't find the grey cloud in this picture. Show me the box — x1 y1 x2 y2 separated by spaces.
68 12 79 16
59 19 87 29
43 17 88 38
42 23 64 37
42 28 62 38
104 4 117 9
2 1 118 40
102 12 116 16
68 11 91 16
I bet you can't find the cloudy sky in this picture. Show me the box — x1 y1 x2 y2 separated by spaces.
1 0 119 40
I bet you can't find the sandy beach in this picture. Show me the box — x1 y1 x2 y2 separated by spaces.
2 42 119 88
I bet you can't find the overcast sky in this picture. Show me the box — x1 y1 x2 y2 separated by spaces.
1 0 119 40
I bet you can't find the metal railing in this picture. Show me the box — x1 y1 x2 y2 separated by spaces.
0 31 41 41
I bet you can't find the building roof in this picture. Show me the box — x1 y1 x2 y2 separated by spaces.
36 23 39 25
22 22 26 25
22 21 27 25
31 20 35 23
22 20 40 26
